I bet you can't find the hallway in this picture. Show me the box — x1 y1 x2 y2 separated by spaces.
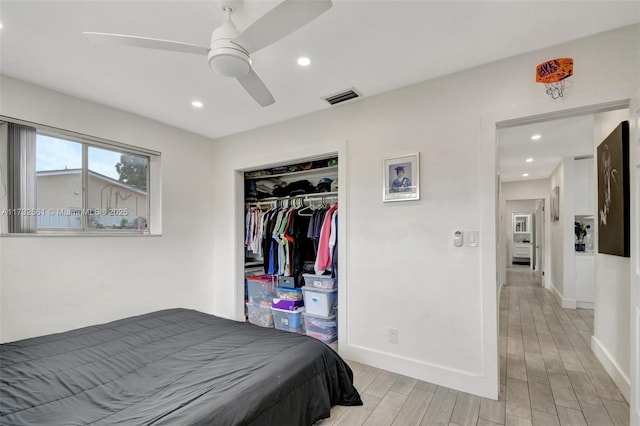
319 267 630 425
498 266 628 425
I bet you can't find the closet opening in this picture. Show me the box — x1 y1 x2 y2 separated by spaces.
241 153 341 350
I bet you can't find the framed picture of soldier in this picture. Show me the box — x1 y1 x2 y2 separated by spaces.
383 153 420 202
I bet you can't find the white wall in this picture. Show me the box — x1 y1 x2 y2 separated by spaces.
563 158 578 306
210 25 640 398
548 158 578 307
0 76 217 342
592 108 632 401
549 163 565 296
502 179 550 202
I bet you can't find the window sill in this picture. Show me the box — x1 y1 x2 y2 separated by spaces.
1 232 161 237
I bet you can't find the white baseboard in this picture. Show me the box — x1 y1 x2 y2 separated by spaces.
577 301 594 309
339 342 498 400
548 281 577 309
591 335 631 403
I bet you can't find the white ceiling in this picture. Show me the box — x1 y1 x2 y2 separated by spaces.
498 115 595 183
1 1 639 141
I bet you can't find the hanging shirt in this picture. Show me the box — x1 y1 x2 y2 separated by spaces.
329 208 338 269
282 209 299 277
277 210 293 275
264 209 280 274
315 204 338 275
245 209 253 248
331 215 338 279
308 207 327 255
270 209 287 274
252 210 265 256
290 210 313 286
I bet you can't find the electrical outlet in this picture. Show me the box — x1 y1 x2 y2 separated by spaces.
388 328 398 344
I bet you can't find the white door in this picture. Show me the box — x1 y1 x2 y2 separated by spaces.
530 214 535 270
629 92 640 426
535 200 545 283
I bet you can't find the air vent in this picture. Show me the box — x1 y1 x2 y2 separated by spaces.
323 88 360 105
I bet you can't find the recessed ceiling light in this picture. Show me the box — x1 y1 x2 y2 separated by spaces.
531 134 541 140
522 173 529 177
0 22 3 29
525 158 534 163
191 100 203 108
297 57 311 66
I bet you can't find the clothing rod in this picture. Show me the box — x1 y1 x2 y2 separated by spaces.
247 191 338 204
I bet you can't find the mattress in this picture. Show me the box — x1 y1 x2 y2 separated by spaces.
0 308 361 425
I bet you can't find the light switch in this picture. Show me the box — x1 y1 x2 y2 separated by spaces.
467 231 479 247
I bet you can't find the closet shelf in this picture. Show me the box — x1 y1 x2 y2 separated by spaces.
245 165 338 181
247 191 338 205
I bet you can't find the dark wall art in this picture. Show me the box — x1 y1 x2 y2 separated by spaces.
597 121 630 257
550 186 559 222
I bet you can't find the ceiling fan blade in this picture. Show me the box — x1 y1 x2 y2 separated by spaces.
232 0 332 54
237 68 275 107
83 32 210 56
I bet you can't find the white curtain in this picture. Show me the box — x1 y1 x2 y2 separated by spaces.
7 123 37 233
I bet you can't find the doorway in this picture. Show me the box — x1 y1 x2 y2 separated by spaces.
503 200 544 280
494 101 634 408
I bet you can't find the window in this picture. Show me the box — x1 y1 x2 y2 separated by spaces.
87 146 148 231
2 119 159 234
36 135 83 230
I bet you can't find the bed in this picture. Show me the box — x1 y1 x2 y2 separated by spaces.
0 308 362 425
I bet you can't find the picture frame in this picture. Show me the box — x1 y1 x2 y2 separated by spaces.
382 153 420 202
550 186 559 222
597 121 630 257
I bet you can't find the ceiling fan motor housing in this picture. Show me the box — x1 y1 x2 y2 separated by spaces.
208 17 251 78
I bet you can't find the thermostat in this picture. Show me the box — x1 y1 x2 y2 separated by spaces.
454 231 463 247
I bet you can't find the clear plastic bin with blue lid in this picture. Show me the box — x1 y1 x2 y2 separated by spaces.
271 307 305 333
301 286 338 317
302 273 337 289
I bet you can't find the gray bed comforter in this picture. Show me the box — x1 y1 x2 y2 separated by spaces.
0 308 362 425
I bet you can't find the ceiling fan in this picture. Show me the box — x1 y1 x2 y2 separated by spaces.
83 0 332 107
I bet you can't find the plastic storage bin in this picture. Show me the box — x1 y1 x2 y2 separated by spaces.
246 302 274 328
271 307 305 333
303 274 337 289
306 330 337 344
276 287 303 301
246 275 277 305
303 313 337 335
277 275 295 288
301 286 338 317
272 287 304 310
272 298 304 311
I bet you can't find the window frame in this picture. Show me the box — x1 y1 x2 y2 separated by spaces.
1 116 160 236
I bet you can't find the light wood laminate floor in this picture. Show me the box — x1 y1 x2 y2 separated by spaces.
318 267 630 425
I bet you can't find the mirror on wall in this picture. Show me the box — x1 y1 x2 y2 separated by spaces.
513 213 531 234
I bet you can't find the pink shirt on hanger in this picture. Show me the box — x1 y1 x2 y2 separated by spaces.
315 204 338 275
